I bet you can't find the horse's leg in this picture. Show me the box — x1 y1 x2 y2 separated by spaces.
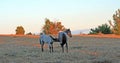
49 44 52 53
66 42 68 52
40 40 44 52
51 43 53 52
41 44 44 52
49 46 51 53
61 44 64 53
62 45 64 53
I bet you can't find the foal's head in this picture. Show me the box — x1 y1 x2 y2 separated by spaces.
65 29 72 37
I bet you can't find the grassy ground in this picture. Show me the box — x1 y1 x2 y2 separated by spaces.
0 35 120 63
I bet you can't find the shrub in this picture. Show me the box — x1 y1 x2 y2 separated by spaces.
26 32 32 35
15 26 25 35
89 24 112 34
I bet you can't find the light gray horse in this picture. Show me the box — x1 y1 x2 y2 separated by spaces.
39 33 54 52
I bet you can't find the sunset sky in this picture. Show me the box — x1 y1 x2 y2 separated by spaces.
0 0 120 34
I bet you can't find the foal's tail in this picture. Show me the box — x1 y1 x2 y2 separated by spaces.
49 35 59 42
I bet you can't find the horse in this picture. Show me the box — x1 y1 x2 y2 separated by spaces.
58 29 72 52
50 29 72 52
39 29 72 53
39 33 54 52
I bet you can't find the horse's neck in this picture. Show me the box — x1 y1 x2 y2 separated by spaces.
59 31 67 37
59 31 67 33
63 31 67 35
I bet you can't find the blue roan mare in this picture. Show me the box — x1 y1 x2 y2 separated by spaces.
57 29 72 52
39 33 54 52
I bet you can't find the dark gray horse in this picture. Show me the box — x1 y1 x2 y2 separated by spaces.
58 29 72 52
51 29 72 52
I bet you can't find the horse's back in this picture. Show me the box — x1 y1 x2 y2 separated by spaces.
58 31 67 42
40 34 53 44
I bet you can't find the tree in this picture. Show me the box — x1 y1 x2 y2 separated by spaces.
42 18 51 34
42 18 65 34
26 32 32 35
109 9 120 35
89 24 112 34
15 26 25 35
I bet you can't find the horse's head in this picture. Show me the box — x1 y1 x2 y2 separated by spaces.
65 29 72 37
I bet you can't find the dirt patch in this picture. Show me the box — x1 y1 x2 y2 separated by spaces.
32 44 40 48
0 39 4 44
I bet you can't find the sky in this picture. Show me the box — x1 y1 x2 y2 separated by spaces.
0 0 120 34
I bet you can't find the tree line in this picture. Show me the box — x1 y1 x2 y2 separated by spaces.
15 9 120 35
15 18 65 35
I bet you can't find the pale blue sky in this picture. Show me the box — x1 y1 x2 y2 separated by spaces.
0 0 120 34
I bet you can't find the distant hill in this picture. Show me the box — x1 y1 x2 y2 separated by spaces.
71 29 90 35
33 29 90 35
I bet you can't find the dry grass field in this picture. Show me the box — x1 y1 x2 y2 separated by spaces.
0 35 120 63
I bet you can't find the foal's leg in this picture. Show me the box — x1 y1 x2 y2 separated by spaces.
66 42 68 52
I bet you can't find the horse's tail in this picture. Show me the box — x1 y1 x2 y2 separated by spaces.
49 35 59 42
